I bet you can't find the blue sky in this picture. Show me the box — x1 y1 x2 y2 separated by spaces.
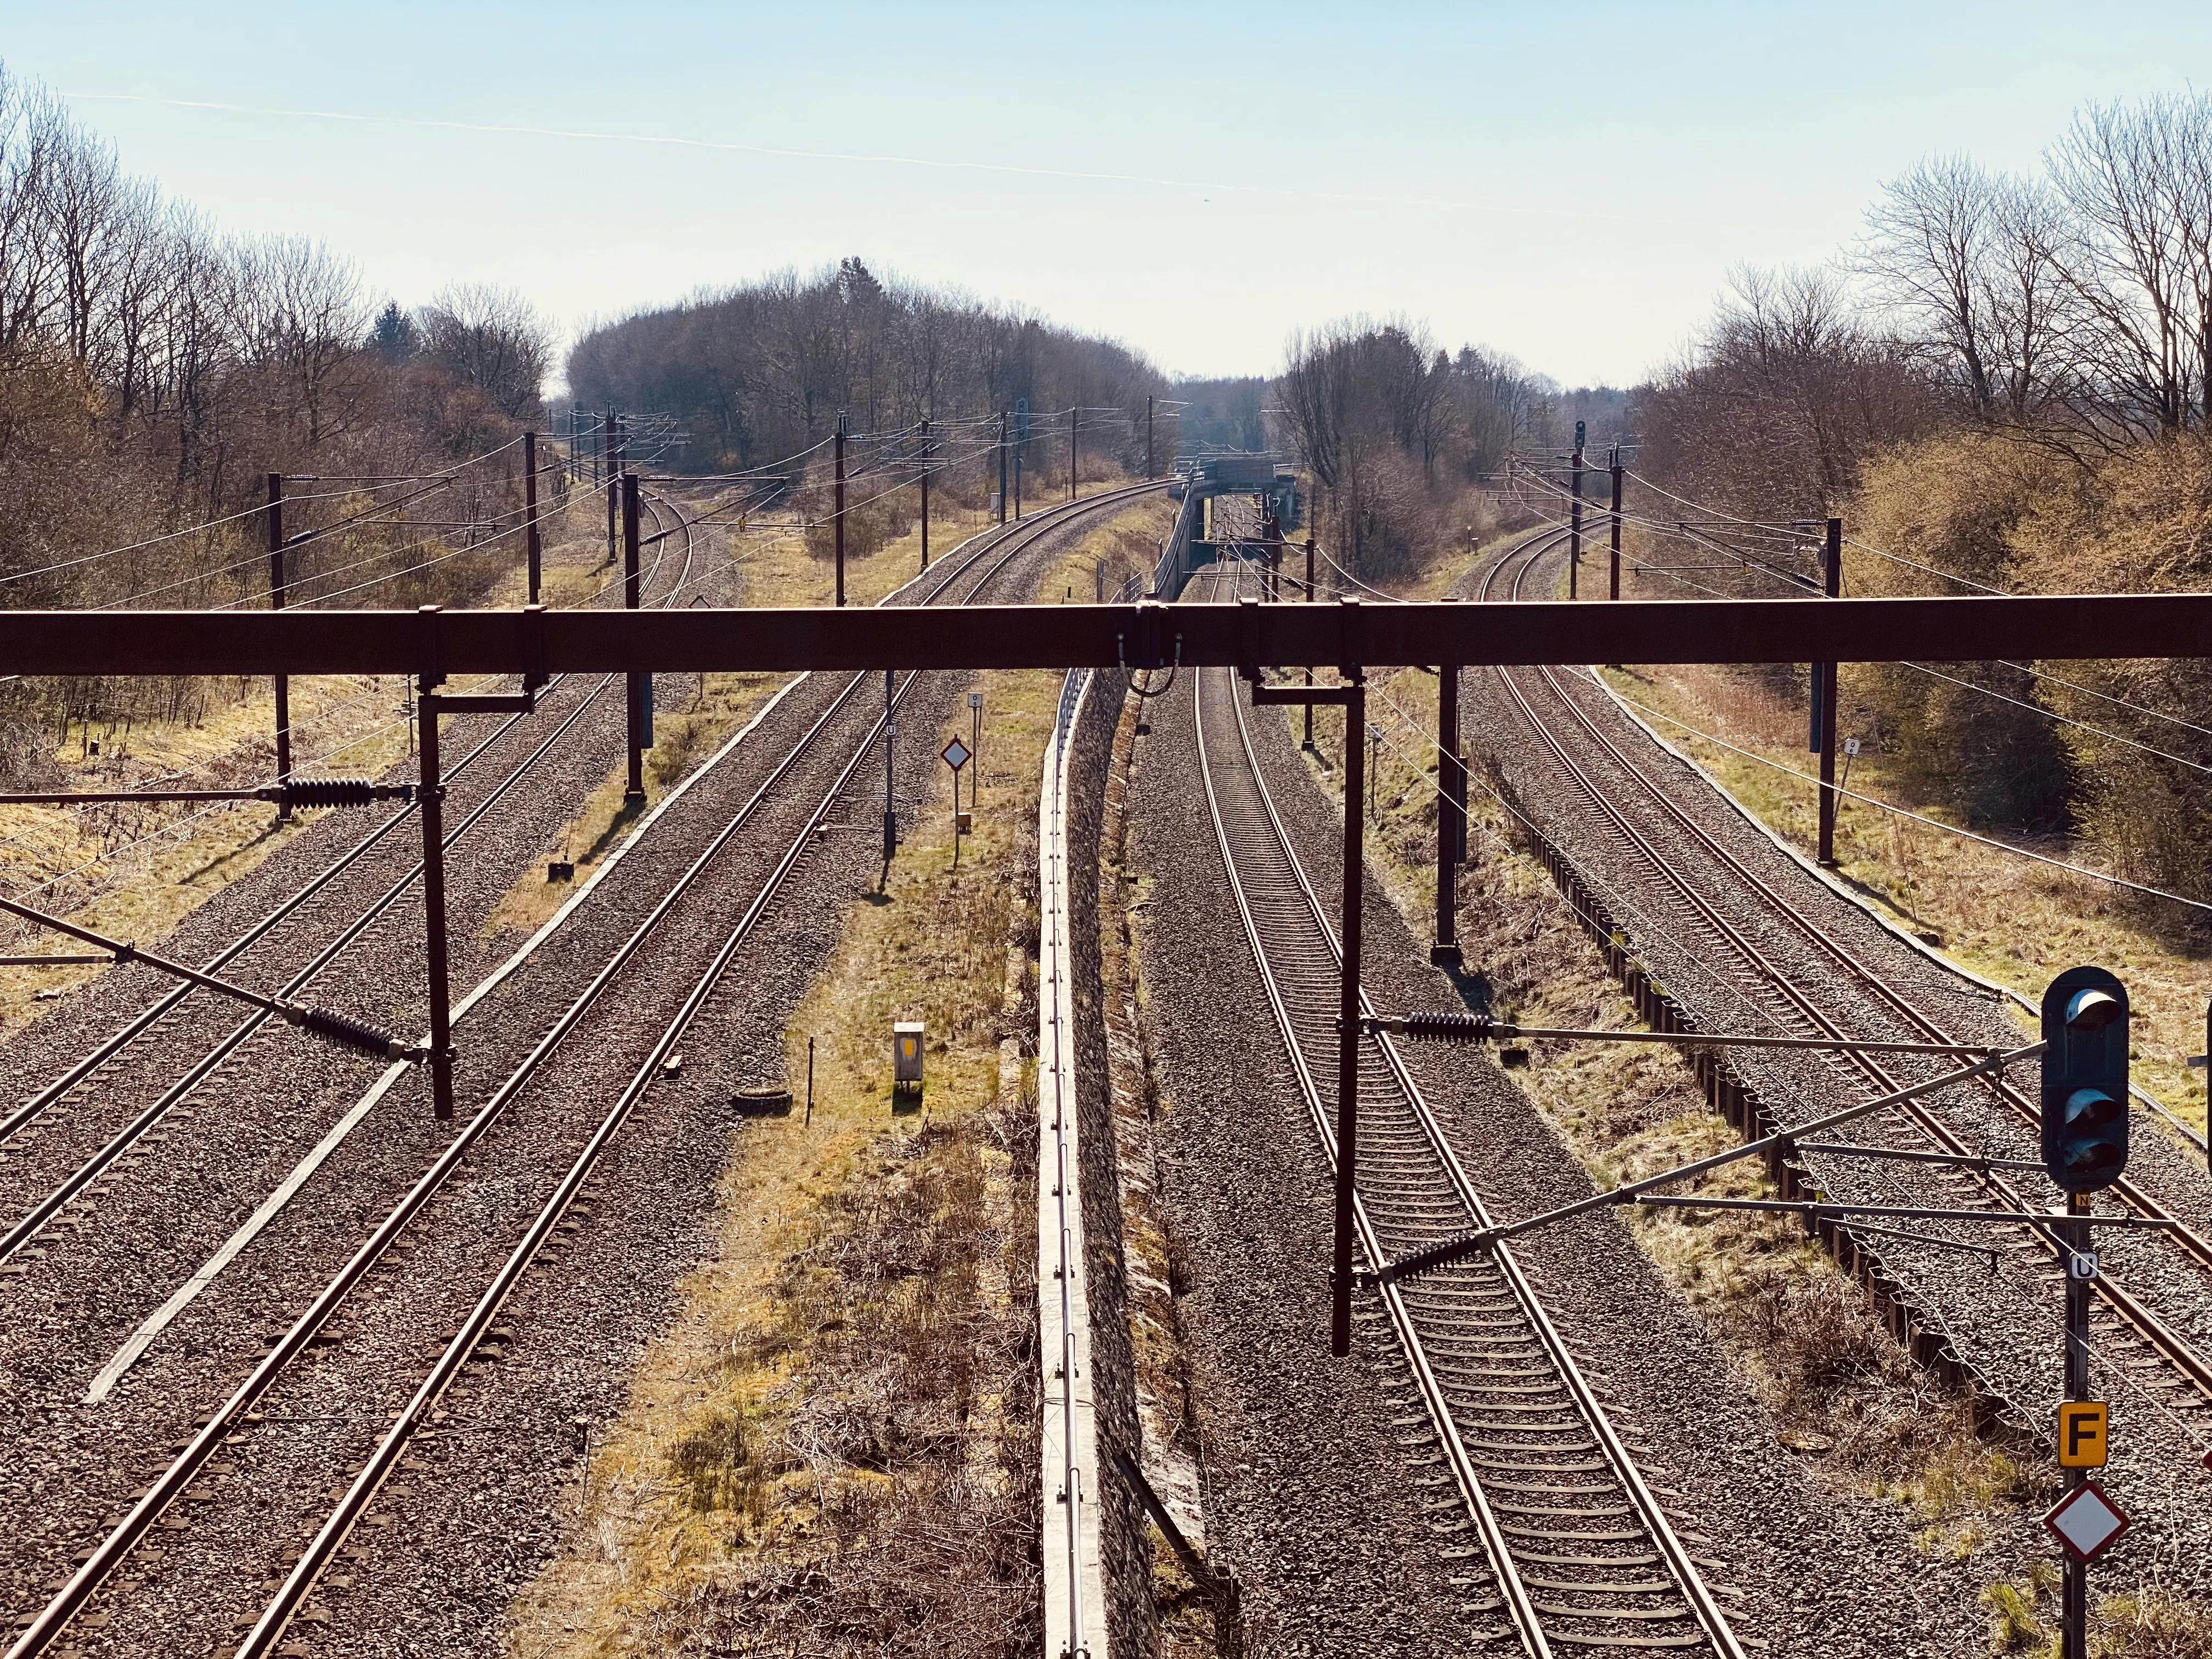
10 2 2208 385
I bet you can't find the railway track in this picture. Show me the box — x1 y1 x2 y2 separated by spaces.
1472 526 2212 1419
1186 556 1746 1658
0 489 704 1278
3 479 1163 1659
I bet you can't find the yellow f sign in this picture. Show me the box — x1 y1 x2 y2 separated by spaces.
2058 1402 2109 1468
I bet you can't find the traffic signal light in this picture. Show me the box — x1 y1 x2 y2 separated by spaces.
2041 966 2130 1193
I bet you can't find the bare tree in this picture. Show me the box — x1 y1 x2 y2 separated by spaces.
417 282 551 420
1639 264 1935 516
2047 96 2204 436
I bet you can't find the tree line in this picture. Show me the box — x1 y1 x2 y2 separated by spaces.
0 61 554 610
1274 317 1618 579
1633 92 2212 913
565 257 1170 484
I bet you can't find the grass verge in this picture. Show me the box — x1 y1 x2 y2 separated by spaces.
505 661 1067 1657
1601 661 2209 1138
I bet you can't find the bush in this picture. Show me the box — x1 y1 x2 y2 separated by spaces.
1844 430 2082 828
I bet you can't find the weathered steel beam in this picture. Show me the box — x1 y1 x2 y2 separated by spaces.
1 593 2208 676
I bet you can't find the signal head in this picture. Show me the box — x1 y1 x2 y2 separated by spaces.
2041 967 2130 1194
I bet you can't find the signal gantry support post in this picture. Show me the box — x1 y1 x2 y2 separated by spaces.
1608 456 1624 602
415 670 455 1122
1568 421 1585 600
1249 657 1366 1357
882 669 897 866
1069 404 1078 503
833 413 848 608
998 410 1009 524
1333 674 1366 1359
623 473 646 803
2063 1188 2091 1659
918 418 931 571
1816 517 1842 865
1302 536 1318 751
523 430 541 605
267 473 292 820
1433 664 1463 968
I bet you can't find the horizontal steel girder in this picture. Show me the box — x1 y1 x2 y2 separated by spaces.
3 594 2209 675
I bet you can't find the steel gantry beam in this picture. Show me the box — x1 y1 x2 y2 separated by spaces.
3 592 2212 676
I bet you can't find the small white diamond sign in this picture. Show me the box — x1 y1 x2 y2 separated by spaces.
941 738 970 771
2045 1481 2130 1563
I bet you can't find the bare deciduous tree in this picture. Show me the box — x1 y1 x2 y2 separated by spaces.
417 283 551 421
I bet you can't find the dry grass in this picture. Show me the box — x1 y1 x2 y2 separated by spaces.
1040 493 1177 605
506 650 1070 1657
2096 1579 2212 1657
479 670 789 942
1601 660 2210 1137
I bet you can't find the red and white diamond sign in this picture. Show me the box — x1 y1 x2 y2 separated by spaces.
2045 1481 2130 1563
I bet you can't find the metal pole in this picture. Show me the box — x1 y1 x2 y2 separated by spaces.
1568 426 1585 601
1147 394 1155 479
623 473 645 803
998 410 1009 524
1069 405 1077 502
952 761 961 872
417 678 454 1122
1334 674 1367 1358
603 409 617 566
2062 1188 2089 1659
972 693 983 804
1817 516 1841 865
883 669 897 865
1433 664 1462 967
1609 456 1624 602
918 418 930 570
805 1036 815 1127
523 430 541 605
833 414 847 608
267 473 292 821
1304 536 1317 751
1014 436 1023 521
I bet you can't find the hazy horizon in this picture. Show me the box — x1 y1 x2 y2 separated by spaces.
14 2 2212 386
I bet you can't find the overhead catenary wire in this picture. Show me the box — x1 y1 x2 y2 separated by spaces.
1602 679 2212 915
1608 469 2212 742
7 436 531 597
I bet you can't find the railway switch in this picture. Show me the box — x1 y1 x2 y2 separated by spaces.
2040 966 2130 1194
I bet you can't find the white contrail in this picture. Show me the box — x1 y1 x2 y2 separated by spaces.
61 91 1615 221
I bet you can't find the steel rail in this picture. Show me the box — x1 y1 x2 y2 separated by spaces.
2 480 1163 1659
230 480 1162 1659
0 679 612 1268
0 498 711 1267
1190 562 1743 1658
0 482 701 1155
1481 535 2212 1405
